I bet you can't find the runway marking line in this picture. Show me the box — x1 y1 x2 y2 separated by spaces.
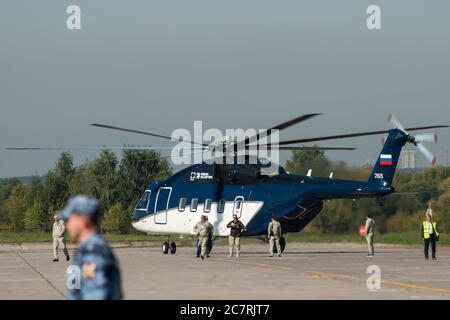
17 252 65 298
216 258 295 271
308 271 450 294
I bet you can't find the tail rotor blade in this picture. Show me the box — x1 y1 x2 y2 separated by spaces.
415 133 438 144
387 113 406 132
417 143 436 165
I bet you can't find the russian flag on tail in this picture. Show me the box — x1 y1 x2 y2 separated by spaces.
380 154 393 166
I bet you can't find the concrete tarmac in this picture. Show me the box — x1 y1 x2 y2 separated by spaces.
1 242 449 299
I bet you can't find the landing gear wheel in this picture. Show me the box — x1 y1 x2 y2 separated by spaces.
273 236 286 254
162 241 169 254
169 242 176 254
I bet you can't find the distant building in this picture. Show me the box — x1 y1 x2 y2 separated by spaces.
400 150 416 169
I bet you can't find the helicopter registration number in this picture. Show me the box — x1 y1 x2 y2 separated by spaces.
374 173 384 179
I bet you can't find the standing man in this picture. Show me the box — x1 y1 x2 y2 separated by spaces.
193 215 214 260
422 212 439 260
268 214 282 257
60 196 123 300
52 214 70 262
227 214 245 258
204 216 214 258
365 214 376 257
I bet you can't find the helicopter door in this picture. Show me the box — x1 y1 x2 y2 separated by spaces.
233 196 244 219
154 187 172 224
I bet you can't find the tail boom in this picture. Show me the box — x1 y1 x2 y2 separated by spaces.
368 128 408 187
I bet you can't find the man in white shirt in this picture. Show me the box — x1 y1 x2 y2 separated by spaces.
52 214 70 262
365 214 375 257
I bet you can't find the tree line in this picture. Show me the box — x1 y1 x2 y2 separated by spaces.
285 149 450 234
0 150 171 233
0 149 449 234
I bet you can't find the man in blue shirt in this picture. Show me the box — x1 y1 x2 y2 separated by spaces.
59 195 123 300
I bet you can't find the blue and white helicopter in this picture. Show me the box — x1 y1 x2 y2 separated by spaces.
7 114 448 254
92 114 448 254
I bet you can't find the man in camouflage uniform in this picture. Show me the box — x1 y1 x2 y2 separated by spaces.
60 195 123 300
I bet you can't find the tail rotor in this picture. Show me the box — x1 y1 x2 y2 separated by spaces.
388 113 439 166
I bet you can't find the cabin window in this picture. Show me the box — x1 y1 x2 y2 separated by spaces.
204 199 212 213
217 199 225 213
136 191 151 211
235 199 242 210
178 197 187 212
190 198 198 212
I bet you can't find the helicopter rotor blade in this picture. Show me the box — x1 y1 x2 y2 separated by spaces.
245 146 356 151
91 123 209 147
136 149 207 163
266 113 323 131
235 113 322 148
5 146 206 151
277 146 355 151
266 125 448 146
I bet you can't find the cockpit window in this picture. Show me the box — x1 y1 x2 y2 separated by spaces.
136 191 151 210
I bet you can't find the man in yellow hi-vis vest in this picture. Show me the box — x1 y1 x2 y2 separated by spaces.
421 212 439 260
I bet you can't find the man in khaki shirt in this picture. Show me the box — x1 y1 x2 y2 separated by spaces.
193 215 214 260
365 214 376 257
268 214 282 257
52 214 70 262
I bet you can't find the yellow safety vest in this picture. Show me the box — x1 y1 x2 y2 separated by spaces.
422 221 439 239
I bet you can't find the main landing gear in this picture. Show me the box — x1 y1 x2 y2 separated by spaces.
162 240 176 255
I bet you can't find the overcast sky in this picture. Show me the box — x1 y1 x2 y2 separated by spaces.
1 0 449 178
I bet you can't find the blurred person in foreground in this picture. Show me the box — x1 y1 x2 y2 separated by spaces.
60 195 123 300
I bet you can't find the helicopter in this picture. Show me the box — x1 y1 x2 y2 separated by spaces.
6 113 448 254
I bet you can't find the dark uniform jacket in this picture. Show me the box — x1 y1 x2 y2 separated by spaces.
68 232 122 300
227 220 245 237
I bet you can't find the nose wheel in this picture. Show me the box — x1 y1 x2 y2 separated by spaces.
162 241 177 254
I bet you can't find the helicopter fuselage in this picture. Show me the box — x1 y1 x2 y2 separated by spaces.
131 162 391 237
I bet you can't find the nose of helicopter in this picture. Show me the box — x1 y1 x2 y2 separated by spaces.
132 209 142 222
132 190 152 222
